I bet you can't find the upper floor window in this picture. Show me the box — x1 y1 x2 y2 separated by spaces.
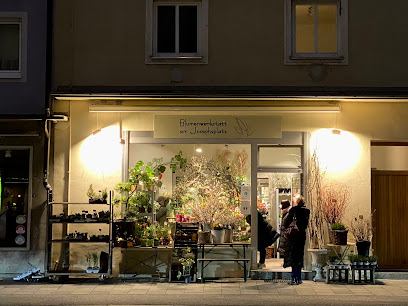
285 0 348 64
146 0 208 64
0 13 25 78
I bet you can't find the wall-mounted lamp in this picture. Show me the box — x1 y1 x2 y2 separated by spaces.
332 129 341 135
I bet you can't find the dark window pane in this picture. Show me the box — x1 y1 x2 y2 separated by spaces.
157 6 175 53
0 24 20 71
179 6 197 53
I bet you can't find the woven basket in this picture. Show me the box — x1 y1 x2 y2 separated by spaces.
266 246 274 258
329 230 348 245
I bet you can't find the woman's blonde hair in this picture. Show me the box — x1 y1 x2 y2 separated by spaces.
294 195 305 206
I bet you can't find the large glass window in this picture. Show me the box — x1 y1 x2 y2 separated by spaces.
0 23 20 71
0 148 31 248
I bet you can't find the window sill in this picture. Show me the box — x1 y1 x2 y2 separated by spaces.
0 71 22 79
147 56 207 65
285 56 347 65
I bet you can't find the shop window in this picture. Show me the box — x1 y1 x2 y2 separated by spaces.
285 0 348 64
146 0 208 64
0 148 31 249
0 13 26 79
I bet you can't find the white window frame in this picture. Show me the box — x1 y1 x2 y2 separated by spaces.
146 0 208 64
0 12 27 79
0 146 33 251
284 0 348 65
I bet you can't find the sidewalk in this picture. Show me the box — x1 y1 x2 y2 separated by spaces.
1 278 408 305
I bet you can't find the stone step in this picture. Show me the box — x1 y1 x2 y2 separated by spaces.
375 272 408 280
250 270 314 281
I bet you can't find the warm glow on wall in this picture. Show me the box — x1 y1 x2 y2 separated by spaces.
80 126 122 175
310 129 361 173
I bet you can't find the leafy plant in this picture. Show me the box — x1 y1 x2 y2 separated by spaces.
331 222 346 231
92 252 99 267
369 254 378 263
348 253 358 263
349 213 374 242
87 184 96 199
101 188 108 200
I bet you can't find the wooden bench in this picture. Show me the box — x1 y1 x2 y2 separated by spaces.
198 243 250 283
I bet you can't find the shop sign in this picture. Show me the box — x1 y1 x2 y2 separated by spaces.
154 115 281 139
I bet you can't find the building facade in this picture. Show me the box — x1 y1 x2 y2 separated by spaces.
2 0 404 277
0 0 50 277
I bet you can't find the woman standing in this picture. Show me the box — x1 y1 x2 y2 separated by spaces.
283 195 310 285
278 200 291 267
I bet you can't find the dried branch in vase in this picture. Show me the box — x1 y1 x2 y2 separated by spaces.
320 183 350 225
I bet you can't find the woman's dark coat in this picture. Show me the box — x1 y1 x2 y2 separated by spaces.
282 205 310 268
278 210 291 262
246 211 279 251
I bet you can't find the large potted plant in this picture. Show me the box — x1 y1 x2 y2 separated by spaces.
321 183 350 245
306 151 328 281
349 214 373 257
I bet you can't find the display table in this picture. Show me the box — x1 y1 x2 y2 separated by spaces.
112 246 173 281
326 243 355 264
198 243 250 283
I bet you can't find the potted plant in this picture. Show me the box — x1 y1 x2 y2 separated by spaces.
86 253 92 273
179 247 195 283
92 252 99 273
349 214 373 257
211 222 225 244
348 253 358 267
357 255 365 267
369 254 378 267
87 184 97 203
306 151 328 281
329 222 348 245
321 183 350 245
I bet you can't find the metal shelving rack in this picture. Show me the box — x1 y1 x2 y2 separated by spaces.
45 193 113 281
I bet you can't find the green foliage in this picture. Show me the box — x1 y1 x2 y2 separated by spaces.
85 252 92 265
348 253 359 263
101 188 108 200
369 254 378 262
331 222 346 231
357 255 366 262
92 252 99 266
170 151 187 172
87 184 96 199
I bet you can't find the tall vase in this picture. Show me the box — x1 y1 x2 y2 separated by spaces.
308 249 328 282
224 228 233 243
211 229 225 244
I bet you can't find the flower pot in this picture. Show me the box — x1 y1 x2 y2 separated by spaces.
224 229 233 243
329 230 348 245
211 229 225 244
141 238 148 247
147 238 154 247
92 267 99 273
134 237 141 246
308 249 328 282
356 241 371 257
184 275 192 283
371 261 377 268
198 231 211 244
154 239 159 247
86 267 93 273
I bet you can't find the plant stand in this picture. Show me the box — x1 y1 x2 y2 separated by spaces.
308 249 328 282
326 265 349 283
351 266 376 284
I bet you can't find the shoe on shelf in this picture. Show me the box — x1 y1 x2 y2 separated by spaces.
258 263 266 269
